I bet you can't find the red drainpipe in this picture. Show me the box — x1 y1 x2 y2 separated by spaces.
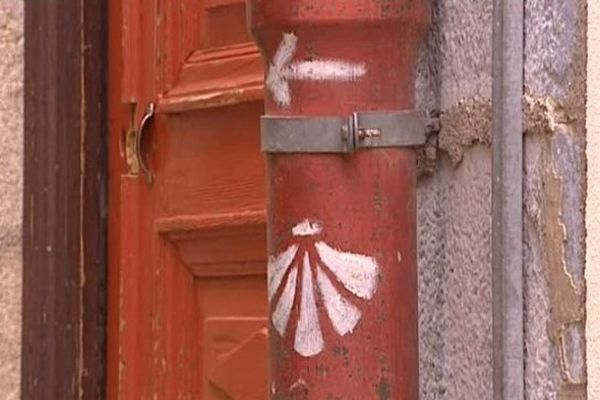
248 1 430 398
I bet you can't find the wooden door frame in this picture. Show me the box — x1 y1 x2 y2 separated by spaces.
22 1 108 398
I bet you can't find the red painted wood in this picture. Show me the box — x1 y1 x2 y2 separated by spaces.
248 1 429 398
108 0 269 398
107 0 121 396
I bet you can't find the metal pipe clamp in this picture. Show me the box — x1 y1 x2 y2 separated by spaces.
261 110 438 153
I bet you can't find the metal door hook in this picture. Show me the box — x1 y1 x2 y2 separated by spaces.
136 102 155 185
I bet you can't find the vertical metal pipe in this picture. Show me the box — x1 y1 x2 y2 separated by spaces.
248 1 429 398
492 0 524 399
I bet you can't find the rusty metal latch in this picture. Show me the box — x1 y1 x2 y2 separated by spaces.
124 102 155 185
136 103 155 185
261 110 439 153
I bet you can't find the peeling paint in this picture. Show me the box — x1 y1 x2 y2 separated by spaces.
414 0 587 398
414 91 588 397
540 136 586 396
524 105 587 398
559 322 586 385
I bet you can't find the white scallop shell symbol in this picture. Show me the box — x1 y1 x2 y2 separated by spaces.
268 220 380 357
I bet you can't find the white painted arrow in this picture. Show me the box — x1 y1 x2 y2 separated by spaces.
267 33 367 107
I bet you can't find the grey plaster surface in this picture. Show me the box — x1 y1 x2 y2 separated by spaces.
0 1 23 399
525 0 578 100
417 146 493 400
415 0 586 398
416 0 493 110
416 2 494 398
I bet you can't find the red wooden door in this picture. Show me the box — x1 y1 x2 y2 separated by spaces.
107 1 268 398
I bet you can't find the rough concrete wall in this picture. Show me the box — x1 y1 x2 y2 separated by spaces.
415 0 587 398
586 2 600 398
0 2 23 400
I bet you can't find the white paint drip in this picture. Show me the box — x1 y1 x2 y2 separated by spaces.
272 265 298 336
294 253 324 357
268 244 299 301
315 241 379 300
267 32 367 107
316 264 362 336
292 220 323 236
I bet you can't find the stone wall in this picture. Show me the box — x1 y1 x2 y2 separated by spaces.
416 0 587 398
0 2 23 399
